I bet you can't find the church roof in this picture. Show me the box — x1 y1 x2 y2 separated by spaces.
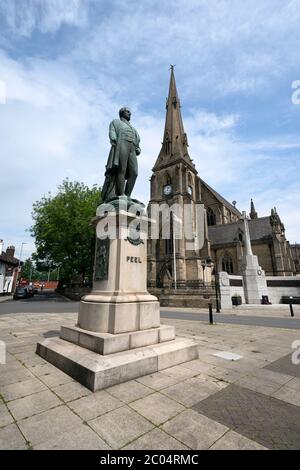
153 67 196 172
200 178 242 217
208 216 272 246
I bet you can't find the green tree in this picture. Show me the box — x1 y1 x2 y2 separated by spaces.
21 258 34 280
30 179 101 286
21 258 46 281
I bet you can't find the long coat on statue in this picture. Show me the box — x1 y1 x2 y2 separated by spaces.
101 118 141 202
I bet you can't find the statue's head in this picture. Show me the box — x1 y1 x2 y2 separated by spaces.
119 107 131 121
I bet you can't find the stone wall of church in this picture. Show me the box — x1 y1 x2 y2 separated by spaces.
212 246 239 274
266 276 300 303
252 243 275 276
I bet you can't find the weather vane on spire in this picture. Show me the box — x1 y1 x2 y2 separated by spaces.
169 64 176 71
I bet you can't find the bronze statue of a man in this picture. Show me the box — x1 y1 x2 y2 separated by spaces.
101 107 141 202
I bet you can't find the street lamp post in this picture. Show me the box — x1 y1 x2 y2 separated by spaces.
201 256 221 312
15 242 27 292
205 256 213 324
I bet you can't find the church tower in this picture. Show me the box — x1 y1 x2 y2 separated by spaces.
148 68 212 305
249 199 258 219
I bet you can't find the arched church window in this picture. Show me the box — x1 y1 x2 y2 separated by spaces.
165 173 171 185
222 253 234 274
207 208 216 226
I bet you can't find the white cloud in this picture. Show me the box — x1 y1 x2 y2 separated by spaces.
0 0 88 36
0 50 118 253
185 111 239 136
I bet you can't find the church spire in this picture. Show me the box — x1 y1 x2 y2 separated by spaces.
249 198 258 219
153 66 194 171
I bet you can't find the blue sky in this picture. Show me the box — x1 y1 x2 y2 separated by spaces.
0 0 300 260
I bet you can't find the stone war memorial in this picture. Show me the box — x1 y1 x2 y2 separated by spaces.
36 106 198 391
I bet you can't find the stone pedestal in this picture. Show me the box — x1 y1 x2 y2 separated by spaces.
242 254 268 304
241 211 268 304
37 202 198 391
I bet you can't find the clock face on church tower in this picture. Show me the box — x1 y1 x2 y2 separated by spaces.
163 184 172 196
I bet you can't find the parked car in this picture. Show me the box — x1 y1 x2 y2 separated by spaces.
14 287 30 300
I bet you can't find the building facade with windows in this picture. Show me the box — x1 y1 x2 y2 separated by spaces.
0 241 19 294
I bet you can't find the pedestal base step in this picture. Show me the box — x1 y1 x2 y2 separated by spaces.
60 324 175 355
36 337 198 391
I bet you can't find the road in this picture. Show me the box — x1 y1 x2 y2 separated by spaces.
1 290 300 330
0 290 77 314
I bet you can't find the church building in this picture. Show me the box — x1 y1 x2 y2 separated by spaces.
147 68 296 306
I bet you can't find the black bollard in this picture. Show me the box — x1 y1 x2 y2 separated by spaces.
216 298 220 313
290 303 294 317
209 303 213 324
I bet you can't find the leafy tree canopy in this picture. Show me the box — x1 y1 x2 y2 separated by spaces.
21 258 60 282
30 179 101 285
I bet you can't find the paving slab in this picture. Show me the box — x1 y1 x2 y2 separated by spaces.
272 385 300 407
235 375 283 396
0 404 14 427
39 370 75 387
130 392 185 425
0 423 28 450
34 425 111 450
210 430 267 450
249 368 293 386
27 363 58 377
162 409 228 449
0 367 34 387
15 351 47 368
160 381 211 407
18 405 82 447
123 428 188 450
89 405 154 449
204 366 245 383
136 372 179 390
52 381 91 402
7 390 61 421
68 391 122 421
1 377 47 402
286 377 300 391
106 380 153 403
265 353 300 378
160 365 199 380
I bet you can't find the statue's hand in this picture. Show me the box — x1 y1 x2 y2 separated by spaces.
110 139 117 146
136 147 141 156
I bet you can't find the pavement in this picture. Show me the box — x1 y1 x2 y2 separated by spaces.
0 296 13 303
1 303 300 450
